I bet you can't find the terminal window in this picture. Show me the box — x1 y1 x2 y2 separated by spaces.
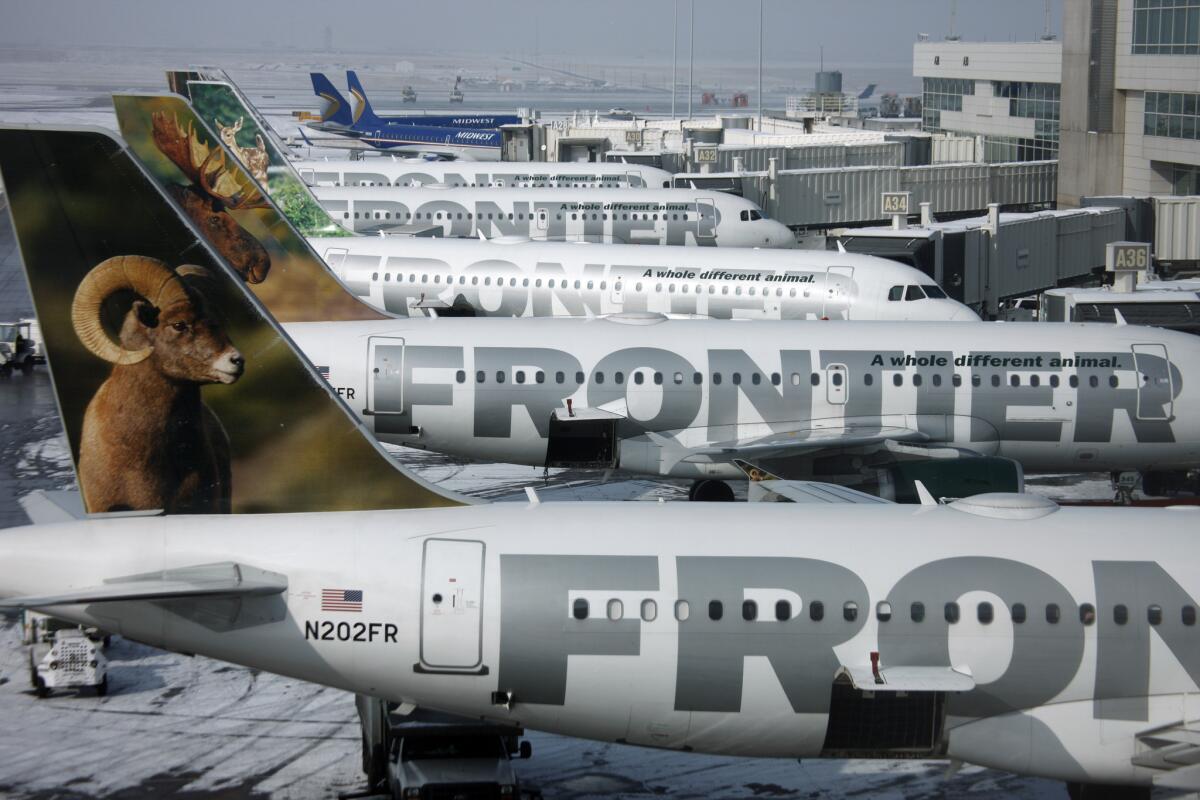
1133 0 1200 54
1144 92 1200 141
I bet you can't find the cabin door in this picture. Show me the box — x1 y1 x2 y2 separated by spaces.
419 539 485 671
1132 344 1174 420
365 336 406 423
826 364 849 405
696 198 717 241
626 169 644 187
823 266 855 319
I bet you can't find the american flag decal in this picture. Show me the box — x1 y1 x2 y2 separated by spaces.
315 365 331 381
322 589 363 612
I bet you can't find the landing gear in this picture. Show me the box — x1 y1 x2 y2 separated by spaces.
1065 782 1151 800
688 479 734 502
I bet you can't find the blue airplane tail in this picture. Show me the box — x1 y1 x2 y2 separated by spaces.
346 70 381 128
857 83 878 100
310 72 354 127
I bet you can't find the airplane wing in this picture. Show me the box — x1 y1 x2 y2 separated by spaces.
0 562 286 608
676 424 930 464
1135 722 1200 790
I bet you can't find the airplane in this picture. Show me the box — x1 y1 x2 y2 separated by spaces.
2 123 1200 799
309 235 980 321
117 91 969 326
294 157 675 189
315 184 797 247
344 70 521 130
98 107 1200 501
304 72 504 161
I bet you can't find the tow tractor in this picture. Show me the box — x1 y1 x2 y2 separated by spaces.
0 318 43 375
22 610 109 697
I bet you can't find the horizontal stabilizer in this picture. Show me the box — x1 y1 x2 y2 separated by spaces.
836 665 975 693
0 562 286 609
18 489 88 524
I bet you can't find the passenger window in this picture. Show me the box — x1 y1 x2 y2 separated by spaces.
708 600 724 621
1114 604 1128 625
912 374 922 387
675 372 684 385
536 371 545 384
515 370 526 384
641 599 657 622
752 373 761 385
732 373 741 385
1046 604 1061 624
991 375 1001 388
932 374 942 387
455 370 465 384
1012 603 1027 623
476 371 486 383
1070 375 1079 388
1049 375 1059 388
1108 375 1119 388
876 601 893 622
864 373 874 386
893 374 903 387
953 374 962 387
1080 603 1096 626
572 598 589 620
811 373 820 386
556 371 565 384
945 602 960 623
742 600 758 621
634 372 645 385
654 372 663 385
675 600 690 621
1148 604 1163 625
905 285 926 301
1184 605 1196 626
1089 376 1099 388
809 601 825 621
372 272 379 281
615 372 624 385
1010 375 1020 387
496 371 505 384
713 373 722 385
1030 374 1040 387
978 602 994 624
771 373 781 386
595 372 605 384
910 602 925 622
888 286 903 301
694 372 703 385
607 599 624 621
775 600 791 621
843 601 858 622
972 374 981 387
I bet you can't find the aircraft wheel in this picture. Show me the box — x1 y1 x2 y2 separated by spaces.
95 676 108 697
689 480 735 502
361 731 387 790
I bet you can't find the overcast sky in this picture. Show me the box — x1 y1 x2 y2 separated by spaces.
0 0 1064 63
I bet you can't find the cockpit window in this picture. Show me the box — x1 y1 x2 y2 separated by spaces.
887 286 903 301
740 210 750 222
750 209 763 221
922 285 947 299
904 285 926 301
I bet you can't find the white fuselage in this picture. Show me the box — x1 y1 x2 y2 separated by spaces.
3 501 1199 787
286 317 1200 477
309 237 977 321
296 160 675 189
313 186 796 248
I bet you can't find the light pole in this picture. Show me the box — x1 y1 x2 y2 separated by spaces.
672 0 678 118
687 0 694 121
757 0 763 130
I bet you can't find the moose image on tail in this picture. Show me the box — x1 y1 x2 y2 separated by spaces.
71 256 244 514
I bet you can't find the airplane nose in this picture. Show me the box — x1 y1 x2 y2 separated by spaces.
950 304 982 321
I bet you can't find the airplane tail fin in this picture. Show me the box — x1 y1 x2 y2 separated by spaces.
345 70 380 127
857 83 878 100
113 93 380 323
0 123 464 515
310 72 355 127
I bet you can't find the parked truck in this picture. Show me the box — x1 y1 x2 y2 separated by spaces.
386 721 532 800
0 318 43 375
22 611 109 697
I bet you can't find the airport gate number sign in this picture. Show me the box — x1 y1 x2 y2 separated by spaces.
694 148 718 164
882 192 910 216
1106 242 1151 272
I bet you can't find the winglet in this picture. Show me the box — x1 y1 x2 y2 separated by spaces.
914 480 938 506
836 240 847 254
310 72 354 127
1112 307 1129 326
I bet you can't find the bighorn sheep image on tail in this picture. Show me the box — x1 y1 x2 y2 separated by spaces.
217 117 270 185
152 111 272 284
71 255 244 513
